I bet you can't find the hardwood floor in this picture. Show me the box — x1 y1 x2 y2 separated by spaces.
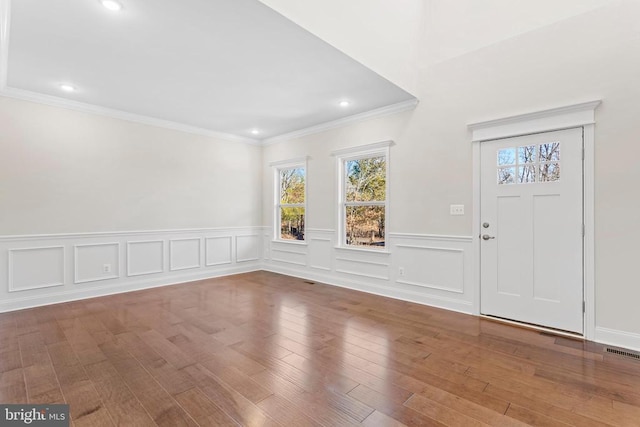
1 271 639 426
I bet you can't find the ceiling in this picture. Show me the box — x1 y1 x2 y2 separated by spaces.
0 0 415 142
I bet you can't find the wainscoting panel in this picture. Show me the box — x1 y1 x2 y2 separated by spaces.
74 242 120 284
394 244 464 294
170 238 201 271
8 246 65 292
236 235 261 262
3 226 636 353
335 256 390 281
263 229 474 314
0 227 262 312
128 240 164 277
307 229 333 271
390 234 473 306
270 241 308 267
205 236 233 266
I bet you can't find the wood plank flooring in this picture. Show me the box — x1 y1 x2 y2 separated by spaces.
1 271 639 426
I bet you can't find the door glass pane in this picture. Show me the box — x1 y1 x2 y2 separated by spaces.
518 165 536 183
518 145 536 163
345 205 385 248
498 167 516 185
280 207 305 240
540 142 560 161
539 162 560 182
497 148 516 166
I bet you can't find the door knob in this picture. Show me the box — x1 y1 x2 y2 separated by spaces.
482 234 495 240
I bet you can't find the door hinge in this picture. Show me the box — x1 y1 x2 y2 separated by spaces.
582 148 585 160
582 224 586 236
583 301 586 313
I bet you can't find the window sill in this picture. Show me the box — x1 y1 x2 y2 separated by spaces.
271 240 308 246
334 245 390 255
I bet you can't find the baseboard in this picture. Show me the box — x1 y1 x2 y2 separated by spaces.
595 326 640 353
263 263 473 315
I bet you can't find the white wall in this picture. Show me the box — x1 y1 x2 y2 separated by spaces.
262 1 640 349
0 96 264 312
0 96 262 235
422 0 615 65
258 0 424 95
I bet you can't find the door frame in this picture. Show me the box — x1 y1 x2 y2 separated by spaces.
468 100 601 340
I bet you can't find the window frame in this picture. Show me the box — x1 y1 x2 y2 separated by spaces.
271 157 308 244
333 141 392 251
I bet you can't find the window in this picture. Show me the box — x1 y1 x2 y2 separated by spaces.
273 159 306 241
497 142 561 185
334 142 391 249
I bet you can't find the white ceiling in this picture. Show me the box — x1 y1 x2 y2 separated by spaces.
0 0 415 142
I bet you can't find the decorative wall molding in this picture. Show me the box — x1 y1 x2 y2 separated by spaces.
74 242 120 284
169 238 202 271
0 226 266 242
395 244 465 294
0 227 262 312
0 265 258 314
236 235 261 262
308 239 332 271
262 99 418 145
330 140 395 157
271 249 307 266
127 240 165 277
468 100 601 142
268 156 310 167
263 230 474 314
305 228 335 235
8 246 65 292
0 87 261 145
264 263 474 315
387 233 473 242
335 257 390 267
205 236 233 266
2 225 637 353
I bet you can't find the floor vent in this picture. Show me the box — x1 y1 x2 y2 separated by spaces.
303 280 315 285
605 347 640 360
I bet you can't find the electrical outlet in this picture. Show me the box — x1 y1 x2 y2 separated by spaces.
450 204 465 216
399 267 405 277
103 264 111 273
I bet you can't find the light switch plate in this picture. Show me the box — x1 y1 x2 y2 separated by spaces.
450 204 464 216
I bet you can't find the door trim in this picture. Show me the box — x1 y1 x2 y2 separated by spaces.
469 100 601 340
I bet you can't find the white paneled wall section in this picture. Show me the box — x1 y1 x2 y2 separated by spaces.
263 228 474 314
0 227 263 312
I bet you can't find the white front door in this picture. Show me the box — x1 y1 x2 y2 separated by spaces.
480 128 584 333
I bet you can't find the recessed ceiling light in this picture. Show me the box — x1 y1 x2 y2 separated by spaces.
100 0 123 11
339 100 350 107
59 84 76 92
251 129 260 135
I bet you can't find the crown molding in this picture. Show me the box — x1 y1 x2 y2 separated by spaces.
0 87 262 145
0 0 10 90
262 98 419 145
